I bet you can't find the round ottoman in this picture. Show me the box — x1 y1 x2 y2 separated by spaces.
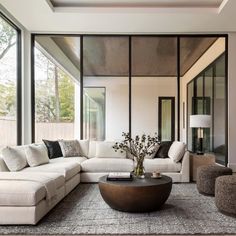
215 175 236 215
197 165 232 195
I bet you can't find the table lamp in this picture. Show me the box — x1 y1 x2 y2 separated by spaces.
190 115 211 155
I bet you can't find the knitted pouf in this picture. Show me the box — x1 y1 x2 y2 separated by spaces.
215 175 236 216
196 165 232 195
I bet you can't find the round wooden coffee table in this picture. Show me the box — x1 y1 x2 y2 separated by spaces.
98 173 172 212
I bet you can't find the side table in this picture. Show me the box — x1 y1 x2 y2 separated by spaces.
190 153 215 181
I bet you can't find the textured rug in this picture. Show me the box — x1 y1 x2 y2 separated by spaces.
0 183 235 235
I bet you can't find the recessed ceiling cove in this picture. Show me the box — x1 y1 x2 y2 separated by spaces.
48 0 223 8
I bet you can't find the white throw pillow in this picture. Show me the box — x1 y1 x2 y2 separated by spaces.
77 139 89 157
2 146 27 171
58 140 81 157
25 144 49 167
168 141 186 163
95 141 126 158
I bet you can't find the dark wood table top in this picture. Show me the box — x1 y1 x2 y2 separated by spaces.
99 173 172 187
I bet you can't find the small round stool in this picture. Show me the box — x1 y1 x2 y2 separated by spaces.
197 165 232 195
215 175 236 216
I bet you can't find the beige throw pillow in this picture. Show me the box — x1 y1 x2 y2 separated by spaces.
25 144 49 167
168 141 186 163
2 146 27 171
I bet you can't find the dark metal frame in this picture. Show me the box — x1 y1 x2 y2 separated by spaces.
31 33 228 146
158 97 175 141
186 51 228 166
0 12 22 145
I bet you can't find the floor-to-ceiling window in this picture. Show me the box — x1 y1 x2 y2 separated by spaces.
34 36 80 142
0 14 21 149
131 36 177 140
31 34 227 163
83 36 129 140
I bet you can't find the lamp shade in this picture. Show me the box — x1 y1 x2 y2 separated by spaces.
189 115 211 128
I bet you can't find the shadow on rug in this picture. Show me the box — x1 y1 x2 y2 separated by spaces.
0 183 235 235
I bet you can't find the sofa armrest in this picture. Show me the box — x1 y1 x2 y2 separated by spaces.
180 151 190 182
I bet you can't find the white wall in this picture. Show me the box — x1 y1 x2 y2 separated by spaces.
84 76 177 140
132 77 177 137
84 77 129 140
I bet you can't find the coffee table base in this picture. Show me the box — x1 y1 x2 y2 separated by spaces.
99 175 172 213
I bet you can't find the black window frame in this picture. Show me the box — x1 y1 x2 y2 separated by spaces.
0 12 22 145
31 34 228 149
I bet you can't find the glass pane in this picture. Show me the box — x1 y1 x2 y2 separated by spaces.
83 36 129 140
132 37 177 76
34 36 80 142
214 55 226 165
132 37 177 137
83 87 105 141
83 36 129 76
161 99 172 141
0 17 17 149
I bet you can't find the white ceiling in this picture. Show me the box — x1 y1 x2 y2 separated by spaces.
0 0 235 33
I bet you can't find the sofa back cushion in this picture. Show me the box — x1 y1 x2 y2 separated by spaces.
88 141 100 158
0 157 9 172
168 141 186 163
25 144 49 167
95 141 126 158
2 146 28 171
42 139 63 159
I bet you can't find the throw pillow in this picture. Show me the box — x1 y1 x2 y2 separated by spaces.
42 139 63 159
77 139 89 157
145 144 160 159
95 141 126 158
25 144 49 167
2 146 28 171
168 141 186 163
155 141 173 159
58 140 80 157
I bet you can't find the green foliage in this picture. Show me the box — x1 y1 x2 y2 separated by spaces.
35 48 75 123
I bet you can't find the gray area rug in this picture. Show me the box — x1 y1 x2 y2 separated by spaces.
0 183 235 235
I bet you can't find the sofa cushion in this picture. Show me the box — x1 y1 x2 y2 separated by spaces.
78 140 89 157
168 141 186 163
95 141 126 158
0 157 9 172
155 141 173 159
21 161 80 181
88 141 101 158
25 144 49 167
0 172 64 206
2 146 27 171
81 158 134 172
59 140 80 157
50 156 87 165
43 139 63 159
144 158 182 172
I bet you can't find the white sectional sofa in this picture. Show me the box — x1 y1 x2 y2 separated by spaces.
0 140 189 225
